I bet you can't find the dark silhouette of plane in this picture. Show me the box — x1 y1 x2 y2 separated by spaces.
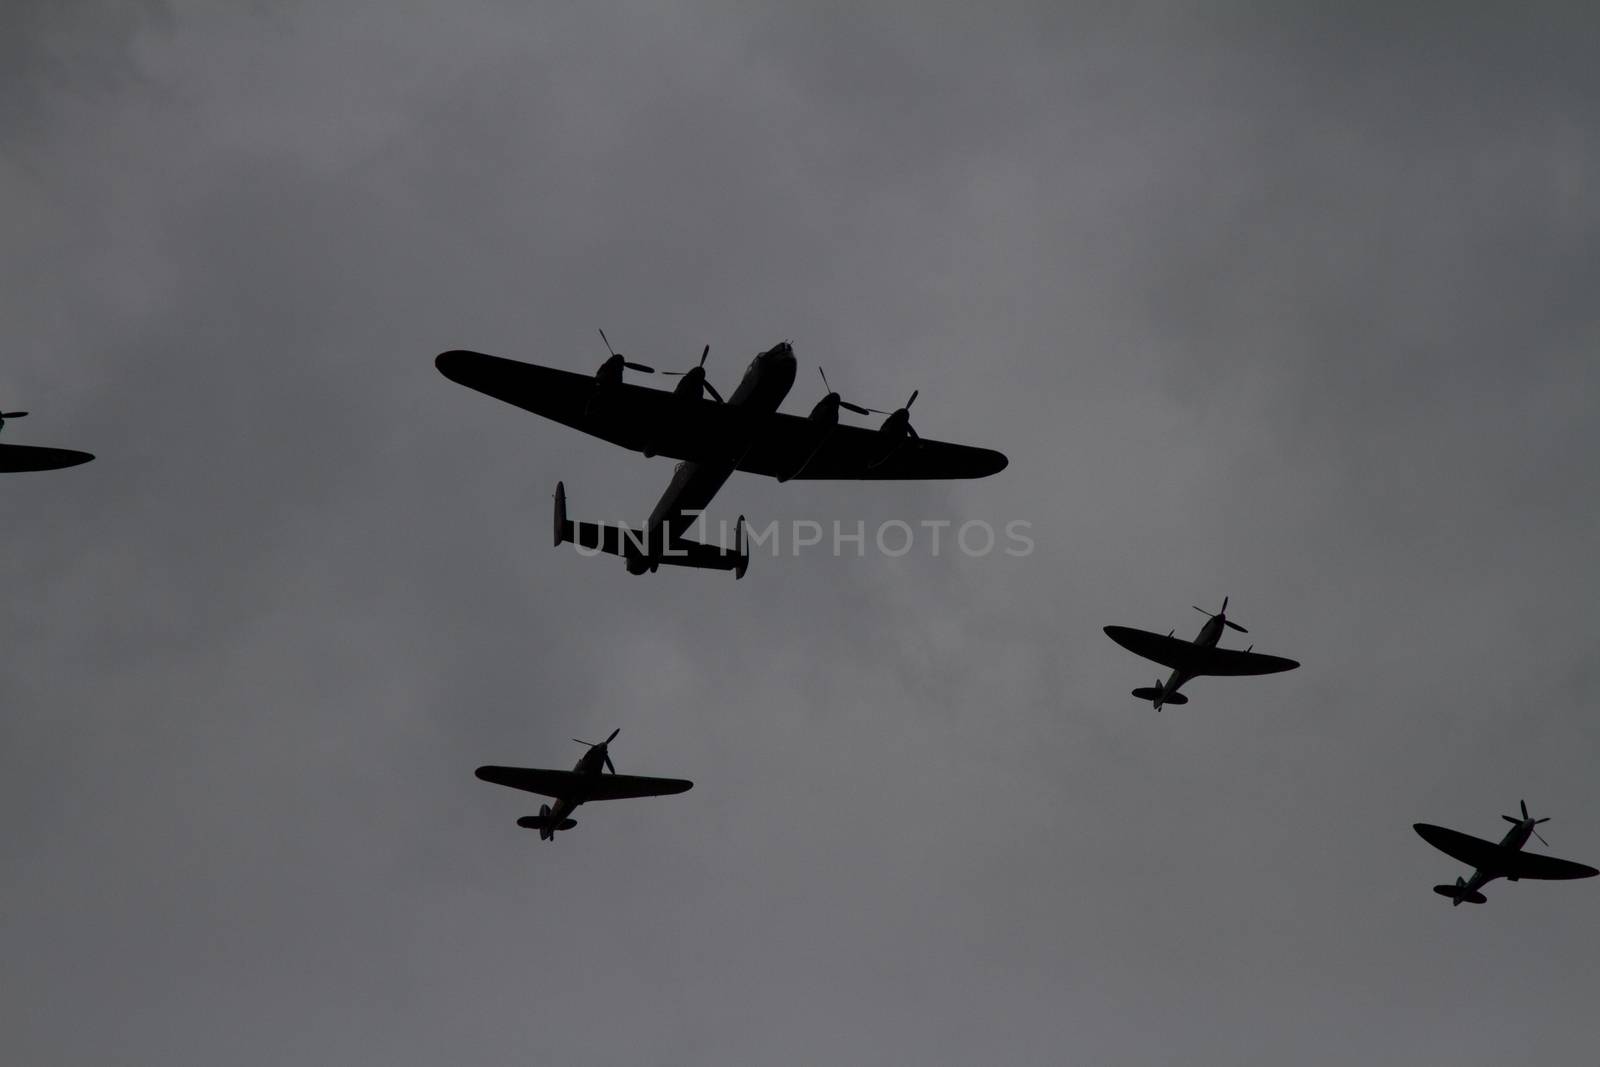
435 333 1007 577
475 729 692 841
0 411 93 473
1415 800 1597 905
1103 597 1299 709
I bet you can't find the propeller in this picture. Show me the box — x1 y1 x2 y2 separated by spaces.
598 328 654 373
817 367 876 416
878 390 921 441
1503 799 1552 846
573 727 621 773
0 410 27 434
661 345 724 402
1192 596 1248 633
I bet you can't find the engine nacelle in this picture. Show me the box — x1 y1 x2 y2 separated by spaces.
808 394 842 424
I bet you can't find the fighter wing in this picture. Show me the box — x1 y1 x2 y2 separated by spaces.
734 415 1009 480
435 351 1007 480
1501 850 1600 881
475 765 693 801
0 443 94 473
436 350 739 458
1103 626 1300 676
1414 824 1600 879
1182 646 1300 677
1413 824 1506 869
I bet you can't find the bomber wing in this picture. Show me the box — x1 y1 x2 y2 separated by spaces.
435 350 1006 480
734 415 1007 480
436 349 735 458
1103 626 1300 676
0 443 94 473
475 765 694 801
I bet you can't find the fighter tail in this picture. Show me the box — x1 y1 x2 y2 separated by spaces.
1131 685 1187 707
518 808 577 842
1432 877 1486 905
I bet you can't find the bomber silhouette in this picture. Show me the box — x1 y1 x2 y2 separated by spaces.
1103 597 1298 710
1415 800 1598 905
475 729 692 842
435 332 1006 578
0 410 93 473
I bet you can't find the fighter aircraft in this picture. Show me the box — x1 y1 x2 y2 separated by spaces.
435 332 1007 577
1103 597 1299 710
475 729 692 842
1414 800 1597 905
0 410 93 473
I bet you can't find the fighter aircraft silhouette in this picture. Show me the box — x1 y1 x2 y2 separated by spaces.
1414 800 1597 905
1103 597 1299 709
0 411 93 473
475 729 692 841
435 332 1007 577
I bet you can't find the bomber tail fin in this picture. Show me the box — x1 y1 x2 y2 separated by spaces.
554 481 569 547
552 483 747 578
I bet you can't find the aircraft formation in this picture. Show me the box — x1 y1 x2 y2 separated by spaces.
424 332 1598 907
12 332 1595 908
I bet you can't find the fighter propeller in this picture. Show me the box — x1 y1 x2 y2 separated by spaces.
1192 596 1247 633
572 727 621 774
1503 798 1552 847
661 345 724 402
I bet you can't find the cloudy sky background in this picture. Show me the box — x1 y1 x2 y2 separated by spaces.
4 3 1597 1063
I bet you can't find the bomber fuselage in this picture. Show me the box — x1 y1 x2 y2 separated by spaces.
630 342 797 573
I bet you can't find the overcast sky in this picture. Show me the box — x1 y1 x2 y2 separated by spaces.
4 3 1598 1064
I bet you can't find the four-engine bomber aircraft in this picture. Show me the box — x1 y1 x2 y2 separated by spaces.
475 729 692 841
0 410 93 473
435 333 1007 577
1103 597 1299 709
1414 800 1597 906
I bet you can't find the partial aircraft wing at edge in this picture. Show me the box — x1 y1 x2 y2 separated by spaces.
1103 626 1300 676
475 765 694 801
0 443 94 472
435 350 1007 480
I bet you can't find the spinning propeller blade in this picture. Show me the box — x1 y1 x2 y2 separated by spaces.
573 727 621 773
818 367 876 415
1504 800 1554 846
1192 597 1249 633
597 328 654 373
662 345 711 374
661 346 722 400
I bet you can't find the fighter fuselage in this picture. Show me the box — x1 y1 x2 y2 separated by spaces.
1154 615 1225 708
